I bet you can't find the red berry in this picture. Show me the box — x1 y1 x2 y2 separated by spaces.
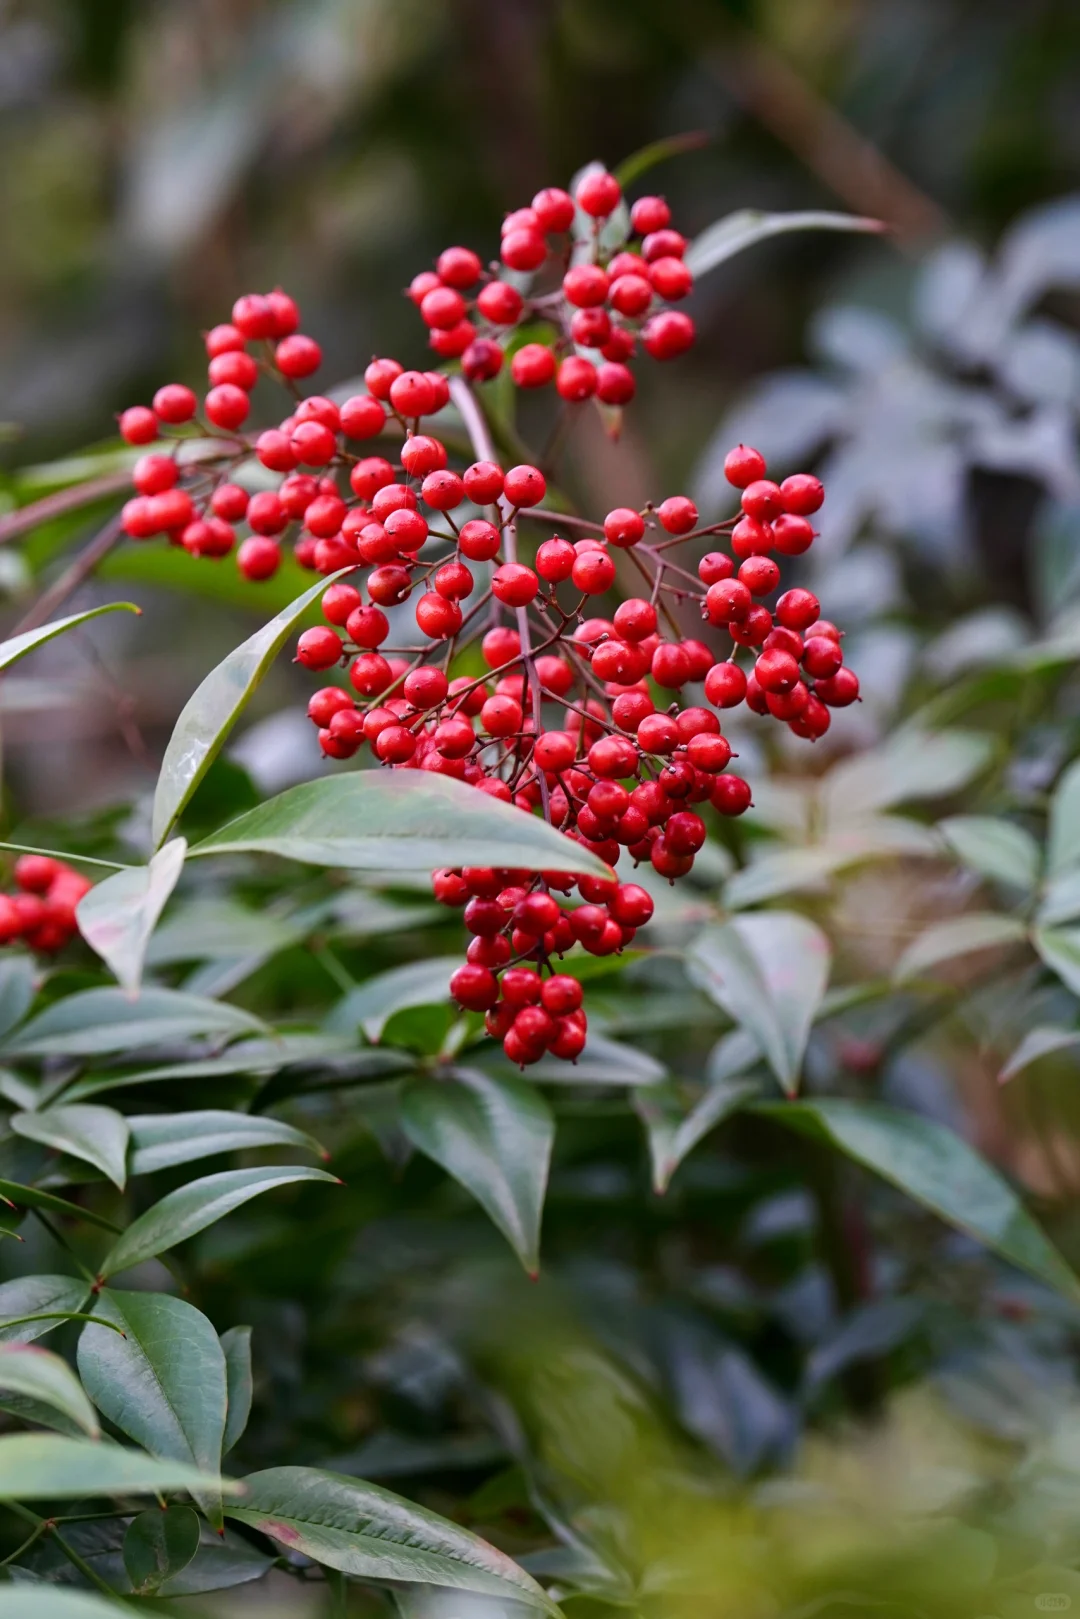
346 605 390 647
534 730 577 772
433 869 470 905
232 293 276 339
389 370 437 417
208 351 258 389
292 420 337 466
420 286 466 330
205 385 250 431
276 335 322 377
704 661 747 708
630 195 671 234
711 774 752 815
724 444 767 488
776 589 820 632
642 310 694 360
772 513 816 555
153 383 197 423
236 536 280 582
477 281 524 324
613 598 656 640
780 472 825 515
409 271 442 306
450 963 499 1011
556 356 597 401
205 323 245 357
340 395 386 439
349 653 393 696
463 461 505 504
532 187 576 231
657 496 697 535
434 717 476 758
571 549 615 594
738 556 780 596
596 363 635 405
119 406 158 444
255 429 298 473
729 605 773 647
637 713 678 753
802 636 843 678
365 358 403 400
706 580 751 625
482 626 520 667
512 344 556 388
132 453 177 495
436 246 482 288
754 648 800 693
815 668 859 707
501 229 547 272
741 480 784 522
308 687 352 728
350 456 394 500
609 274 652 318
247 492 288 535
575 169 621 218
504 464 546 508
297 627 343 670
652 642 691 688
415 592 462 638
492 563 539 607
588 735 637 778
648 257 692 300
731 516 773 559
462 339 504 382
563 265 610 308
536 538 576 582
570 307 612 347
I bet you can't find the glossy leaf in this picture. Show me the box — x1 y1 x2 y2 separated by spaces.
75 838 187 994
401 1068 554 1274
687 913 831 1095
938 815 1041 891
1037 868 1080 926
221 1325 253 1455
128 1109 325 1175
761 1098 1080 1299
1048 758 1080 876
157 1524 273 1596
684 209 884 279
0 1276 90 1344
99 1164 339 1278
0 1343 99 1436
635 1075 761 1194
226 1465 555 1611
152 570 350 847
822 730 993 823
77 1290 228 1527
328 958 466 1043
0 1432 238 1499
64 1033 355 1102
189 771 612 879
0 1590 146 1619
895 913 1028 981
0 602 139 674
1000 1025 1080 1082
0 956 35 1041
124 1505 201 1595
1034 925 1080 996
11 1104 129 1190
2 986 265 1058
0 1181 119 1234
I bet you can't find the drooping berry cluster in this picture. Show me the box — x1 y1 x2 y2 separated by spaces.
408 169 693 401
0 856 91 954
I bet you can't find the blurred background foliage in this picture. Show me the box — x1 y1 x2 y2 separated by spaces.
6 4 1080 1614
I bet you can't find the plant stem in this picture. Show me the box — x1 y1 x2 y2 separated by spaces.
12 515 125 636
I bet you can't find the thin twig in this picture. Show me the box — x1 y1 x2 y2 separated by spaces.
12 515 125 635
0 474 131 547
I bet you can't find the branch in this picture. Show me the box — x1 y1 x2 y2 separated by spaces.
12 515 125 635
0 472 130 547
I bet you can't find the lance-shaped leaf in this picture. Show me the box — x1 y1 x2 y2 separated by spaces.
78 1290 228 1528
124 1505 201 1595
226 1466 556 1612
822 730 992 824
0 1181 118 1234
0 1433 239 1499
1034 926 1080 997
0 955 35 1041
3 1588 155 1619
938 815 1041 891
128 1109 325 1175
76 838 187 994
2 986 265 1058
220 1326 253 1455
895 913 1028 982
327 958 465 1043
0 1343 99 1436
1000 1025 1080 1083
100 1164 339 1278
11 1104 129 1189
687 913 831 1095
401 1068 554 1275
0 1275 90 1344
684 208 885 279
151 570 350 848
760 1098 1080 1299
0 602 139 673
635 1075 762 1194
1048 758 1080 877
188 771 612 879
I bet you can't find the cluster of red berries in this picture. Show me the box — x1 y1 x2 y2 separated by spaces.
291 418 856 1065
0 855 91 954
406 168 693 402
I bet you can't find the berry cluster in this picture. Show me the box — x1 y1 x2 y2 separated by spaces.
294 422 857 1067
0 855 91 954
407 169 693 401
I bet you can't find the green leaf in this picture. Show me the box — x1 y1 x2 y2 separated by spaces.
401 1068 554 1274
0 956 35 1041
157 1524 273 1595
1048 758 1080 876
99 1164 339 1278
687 913 831 1095
761 1098 1080 1299
146 897 300 964
188 771 612 880
2 987 265 1058
220 1326 253 1455
75 838 187 994
128 1109 325 1175
0 1589 143 1619
0 1343 99 1436
0 1276 90 1344
1000 1025 1080 1082
11 1104 129 1189
327 958 464 1043
895 913 1029 982
938 815 1041 891
634 1075 761 1194
1034 926 1080 996
684 208 884 278
123 1504 201 1595
1037 868 1080 926
822 730 992 824
0 1433 238 1499
151 571 352 848
0 603 140 674
0 1181 119 1234
63 1033 355 1101
77 1290 228 1528
226 1465 555 1612
613 130 708 188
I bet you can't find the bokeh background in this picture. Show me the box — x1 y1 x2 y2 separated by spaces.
2 0 1080 811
